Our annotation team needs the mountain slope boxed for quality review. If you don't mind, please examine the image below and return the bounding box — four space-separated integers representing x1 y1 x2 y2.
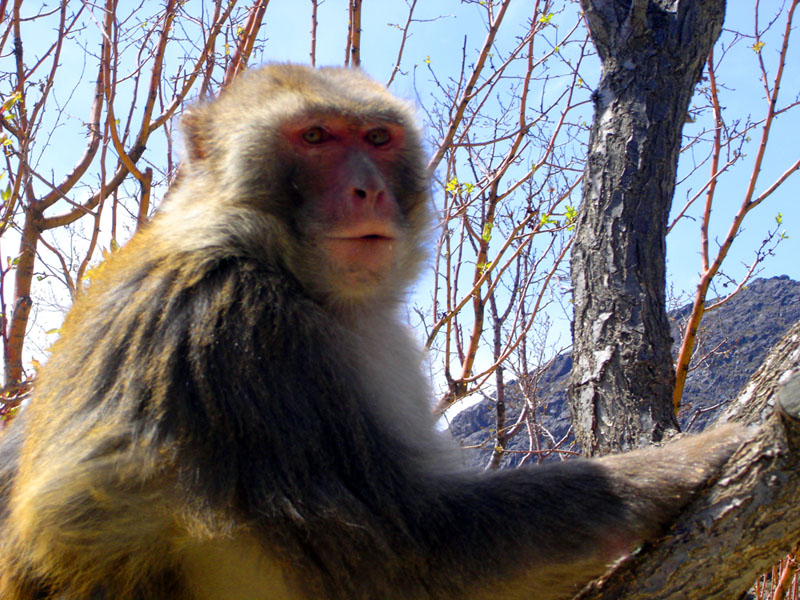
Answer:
449 276 800 467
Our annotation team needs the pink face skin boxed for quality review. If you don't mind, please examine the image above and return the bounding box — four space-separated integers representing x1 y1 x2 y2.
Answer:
282 116 408 294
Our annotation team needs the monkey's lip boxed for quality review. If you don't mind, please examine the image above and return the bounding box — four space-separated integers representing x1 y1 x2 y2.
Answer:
330 234 395 242
325 234 396 251
326 225 398 242
324 232 397 272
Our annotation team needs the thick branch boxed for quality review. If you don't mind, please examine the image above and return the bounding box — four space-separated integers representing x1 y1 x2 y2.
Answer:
576 321 800 599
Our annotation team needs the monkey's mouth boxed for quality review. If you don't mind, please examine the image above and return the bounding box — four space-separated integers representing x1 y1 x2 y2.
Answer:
345 234 395 244
327 223 398 242
325 231 397 276
327 234 396 253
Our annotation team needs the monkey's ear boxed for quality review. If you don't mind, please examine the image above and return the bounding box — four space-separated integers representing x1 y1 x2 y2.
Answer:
180 107 210 162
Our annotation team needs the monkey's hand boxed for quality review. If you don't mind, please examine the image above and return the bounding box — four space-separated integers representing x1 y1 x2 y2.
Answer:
595 423 753 543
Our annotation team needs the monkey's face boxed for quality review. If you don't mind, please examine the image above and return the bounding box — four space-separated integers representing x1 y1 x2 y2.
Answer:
174 65 430 310
277 114 416 301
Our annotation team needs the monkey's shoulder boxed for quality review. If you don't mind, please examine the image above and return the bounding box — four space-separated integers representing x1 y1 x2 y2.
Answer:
176 256 346 352
35 255 347 421
26 254 366 481
64 253 333 349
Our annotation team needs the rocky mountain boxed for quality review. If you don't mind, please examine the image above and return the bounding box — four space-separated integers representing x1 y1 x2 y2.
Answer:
449 275 800 468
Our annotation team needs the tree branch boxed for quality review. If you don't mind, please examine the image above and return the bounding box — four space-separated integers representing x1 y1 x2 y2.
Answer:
576 321 800 599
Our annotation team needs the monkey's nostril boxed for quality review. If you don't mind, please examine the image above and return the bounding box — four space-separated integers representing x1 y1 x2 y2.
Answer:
354 188 368 199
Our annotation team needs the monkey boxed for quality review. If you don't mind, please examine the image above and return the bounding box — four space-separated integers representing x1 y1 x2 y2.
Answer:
0 64 748 600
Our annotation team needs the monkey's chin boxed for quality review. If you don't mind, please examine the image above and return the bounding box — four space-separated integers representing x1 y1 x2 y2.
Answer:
325 237 397 291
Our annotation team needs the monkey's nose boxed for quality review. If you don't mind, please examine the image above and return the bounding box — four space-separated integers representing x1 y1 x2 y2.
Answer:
352 186 386 207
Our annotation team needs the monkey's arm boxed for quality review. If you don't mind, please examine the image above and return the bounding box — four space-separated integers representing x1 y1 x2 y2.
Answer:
406 425 748 600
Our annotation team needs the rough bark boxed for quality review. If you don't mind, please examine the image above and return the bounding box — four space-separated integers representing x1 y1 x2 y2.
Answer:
569 0 727 454
719 322 800 428
575 321 800 600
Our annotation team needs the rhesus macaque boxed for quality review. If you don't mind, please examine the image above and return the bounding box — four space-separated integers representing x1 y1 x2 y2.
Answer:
0 64 747 600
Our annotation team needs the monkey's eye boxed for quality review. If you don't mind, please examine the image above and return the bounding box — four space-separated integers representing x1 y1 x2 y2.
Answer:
365 128 391 146
302 127 328 144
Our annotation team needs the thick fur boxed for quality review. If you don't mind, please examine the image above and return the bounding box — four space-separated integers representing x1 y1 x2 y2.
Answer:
0 65 747 600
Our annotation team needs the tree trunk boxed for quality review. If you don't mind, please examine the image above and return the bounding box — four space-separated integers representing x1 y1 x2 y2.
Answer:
569 0 726 455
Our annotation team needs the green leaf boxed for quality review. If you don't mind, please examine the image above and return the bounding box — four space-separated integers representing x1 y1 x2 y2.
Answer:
1 92 21 113
539 214 557 227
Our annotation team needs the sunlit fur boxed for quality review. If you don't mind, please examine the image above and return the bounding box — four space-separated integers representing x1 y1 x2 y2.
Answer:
0 65 746 600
